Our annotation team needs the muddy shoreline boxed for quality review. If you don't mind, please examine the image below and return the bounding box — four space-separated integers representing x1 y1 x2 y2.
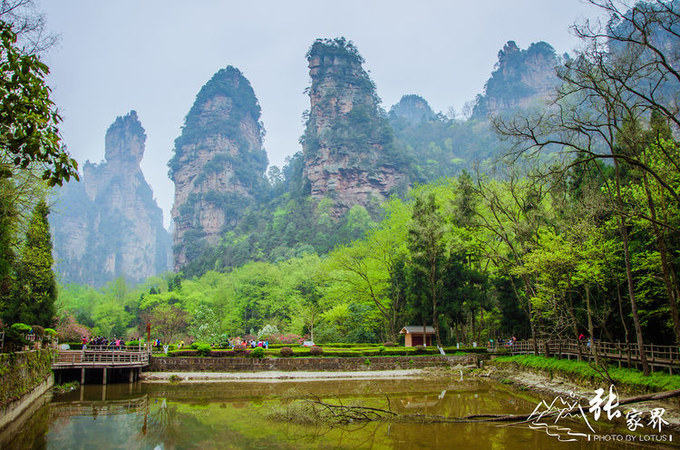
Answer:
482 363 680 429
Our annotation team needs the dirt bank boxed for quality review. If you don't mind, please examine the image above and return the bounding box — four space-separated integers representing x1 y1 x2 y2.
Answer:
482 364 680 428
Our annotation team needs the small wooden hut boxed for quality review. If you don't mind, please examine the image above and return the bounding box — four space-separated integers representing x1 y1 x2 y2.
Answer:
399 326 435 347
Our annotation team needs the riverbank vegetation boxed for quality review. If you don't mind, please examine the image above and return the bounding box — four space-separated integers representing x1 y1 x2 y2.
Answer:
493 355 680 394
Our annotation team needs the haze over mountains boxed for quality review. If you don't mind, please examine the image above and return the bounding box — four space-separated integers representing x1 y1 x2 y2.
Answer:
50 38 561 286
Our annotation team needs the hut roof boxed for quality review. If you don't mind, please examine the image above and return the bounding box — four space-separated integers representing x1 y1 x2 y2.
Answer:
399 326 435 334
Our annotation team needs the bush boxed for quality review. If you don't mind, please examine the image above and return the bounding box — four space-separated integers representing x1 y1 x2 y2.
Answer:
196 343 212 357
31 325 45 338
309 346 324 356
10 323 31 333
190 342 199 350
324 350 365 357
269 333 302 345
280 347 293 357
168 350 197 357
126 340 141 347
44 328 58 339
250 347 266 358
378 346 386 353
383 342 396 347
414 345 427 354
62 342 81 349
450 347 489 354
257 324 280 341
233 346 249 357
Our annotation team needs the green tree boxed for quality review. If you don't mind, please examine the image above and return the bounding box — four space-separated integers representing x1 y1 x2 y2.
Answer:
6 199 56 327
0 179 16 316
189 304 221 343
0 21 77 186
407 192 447 347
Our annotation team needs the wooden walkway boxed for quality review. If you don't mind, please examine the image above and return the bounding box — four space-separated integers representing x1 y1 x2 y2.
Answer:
505 339 680 373
52 346 150 369
52 345 150 384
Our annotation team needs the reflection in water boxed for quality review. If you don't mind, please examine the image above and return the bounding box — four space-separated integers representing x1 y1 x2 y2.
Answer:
3 378 678 448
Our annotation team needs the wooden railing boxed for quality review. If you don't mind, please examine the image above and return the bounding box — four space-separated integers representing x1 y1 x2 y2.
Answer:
503 339 680 371
53 346 150 368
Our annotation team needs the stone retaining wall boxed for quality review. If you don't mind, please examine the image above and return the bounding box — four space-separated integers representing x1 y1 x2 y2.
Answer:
0 350 54 431
146 354 478 372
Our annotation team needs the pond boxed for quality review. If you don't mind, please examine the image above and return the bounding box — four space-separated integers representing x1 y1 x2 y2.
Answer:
3 375 678 448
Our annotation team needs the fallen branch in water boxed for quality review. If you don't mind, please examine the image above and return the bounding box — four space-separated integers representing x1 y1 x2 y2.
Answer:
272 389 680 426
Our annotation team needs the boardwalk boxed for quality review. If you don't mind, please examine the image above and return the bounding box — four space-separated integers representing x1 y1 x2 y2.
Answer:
52 345 151 384
506 339 680 373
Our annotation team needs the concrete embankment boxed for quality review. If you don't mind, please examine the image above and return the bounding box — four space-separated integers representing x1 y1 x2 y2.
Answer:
145 354 479 373
0 350 54 431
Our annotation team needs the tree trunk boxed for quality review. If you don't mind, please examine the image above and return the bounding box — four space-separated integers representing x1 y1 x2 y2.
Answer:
642 171 680 344
566 288 582 360
619 217 649 375
585 284 599 365
614 159 649 376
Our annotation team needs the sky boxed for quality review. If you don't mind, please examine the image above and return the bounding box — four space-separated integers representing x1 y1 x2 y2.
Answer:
40 0 607 229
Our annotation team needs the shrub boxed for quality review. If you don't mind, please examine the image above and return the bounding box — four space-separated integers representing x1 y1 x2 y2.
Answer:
323 350 364 357
169 374 182 383
126 340 141 347
280 347 293 357
250 347 266 358
270 333 302 345
450 347 489 354
257 324 280 341
168 350 198 357
31 325 45 338
414 345 427 354
44 328 58 337
233 346 249 357
190 342 200 350
383 342 396 347
196 343 212 357
378 346 386 353
309 346 324 356
10 323 31 333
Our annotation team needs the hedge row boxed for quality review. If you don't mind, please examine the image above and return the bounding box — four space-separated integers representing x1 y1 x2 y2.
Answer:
164 346 489 358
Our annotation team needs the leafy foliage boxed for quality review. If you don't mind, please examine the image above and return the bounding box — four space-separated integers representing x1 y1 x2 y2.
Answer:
0 21 78 186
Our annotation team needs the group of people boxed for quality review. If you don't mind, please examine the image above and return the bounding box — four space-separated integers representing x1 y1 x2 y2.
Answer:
81 336 125 350
227 338 269 349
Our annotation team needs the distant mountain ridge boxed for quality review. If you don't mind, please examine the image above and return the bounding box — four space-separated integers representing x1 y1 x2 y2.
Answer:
53 38 566 281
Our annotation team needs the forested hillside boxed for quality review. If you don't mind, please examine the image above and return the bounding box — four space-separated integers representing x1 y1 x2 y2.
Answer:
50 0 680 377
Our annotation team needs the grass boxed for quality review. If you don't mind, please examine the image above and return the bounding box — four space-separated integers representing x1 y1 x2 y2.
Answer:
494 355 680 394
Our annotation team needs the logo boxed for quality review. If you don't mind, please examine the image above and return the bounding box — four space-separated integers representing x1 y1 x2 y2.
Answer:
527 385 672 443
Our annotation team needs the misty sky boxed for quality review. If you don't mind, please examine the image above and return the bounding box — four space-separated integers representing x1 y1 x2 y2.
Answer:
41 1 606 228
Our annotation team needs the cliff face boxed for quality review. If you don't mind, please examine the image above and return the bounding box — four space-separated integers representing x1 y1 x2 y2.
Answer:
302 38 408 216
473 41 561 118
50 111 171 286
169 66 267 269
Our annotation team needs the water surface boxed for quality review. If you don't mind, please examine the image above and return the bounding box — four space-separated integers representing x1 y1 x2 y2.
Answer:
5 376 678 448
